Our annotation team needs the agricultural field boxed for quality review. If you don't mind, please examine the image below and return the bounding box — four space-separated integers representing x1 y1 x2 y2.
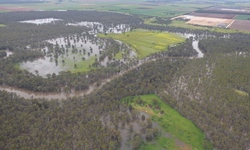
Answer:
121 94 209 150
235 14 250 20
186 16 233 27
229 20 250 31
168 20 240 33
0 24 6 27
98 29 185 59
0 1 211 18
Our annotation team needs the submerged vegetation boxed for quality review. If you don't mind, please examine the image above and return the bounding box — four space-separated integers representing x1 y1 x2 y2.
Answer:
0 2 250 150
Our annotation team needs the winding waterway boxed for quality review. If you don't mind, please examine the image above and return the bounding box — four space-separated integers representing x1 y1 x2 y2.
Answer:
0 35 204 99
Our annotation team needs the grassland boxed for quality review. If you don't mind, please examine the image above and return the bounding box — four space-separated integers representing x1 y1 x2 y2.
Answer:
235 15 250 20
64 56 95 73
121 94 208 150
99 29 185 59
0 24 6 27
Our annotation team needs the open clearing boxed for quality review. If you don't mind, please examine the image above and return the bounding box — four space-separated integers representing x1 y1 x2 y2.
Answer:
189 12 236 19
186 16 233 27
229 20 250 31
98 29 185 59
121 94 206 150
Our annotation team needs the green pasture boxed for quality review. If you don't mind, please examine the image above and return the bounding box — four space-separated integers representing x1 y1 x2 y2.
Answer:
235 15 250 20
0 24 6 27
63 56 95 73
121 94 209 150
99 29 185 59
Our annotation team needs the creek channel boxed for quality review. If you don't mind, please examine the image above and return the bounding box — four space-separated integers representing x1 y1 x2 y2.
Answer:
0 33 204 100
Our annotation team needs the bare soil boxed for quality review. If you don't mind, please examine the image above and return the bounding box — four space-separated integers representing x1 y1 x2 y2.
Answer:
229 20 250 31
187 16 232 27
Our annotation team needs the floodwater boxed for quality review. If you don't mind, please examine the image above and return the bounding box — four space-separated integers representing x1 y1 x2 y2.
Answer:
20 18 62 25
0 84 95 100
192 40 204 58
20 23 133 77
67 22 130 34
180 33 204 58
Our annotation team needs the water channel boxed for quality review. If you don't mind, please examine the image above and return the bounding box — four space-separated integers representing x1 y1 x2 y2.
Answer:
0 33 204 99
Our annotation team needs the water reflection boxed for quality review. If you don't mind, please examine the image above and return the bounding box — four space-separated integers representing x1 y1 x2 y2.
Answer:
20 18 62 25
67 22 130 34
20 22 133 77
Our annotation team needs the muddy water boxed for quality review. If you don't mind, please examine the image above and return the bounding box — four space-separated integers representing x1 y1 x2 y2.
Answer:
0 84 95 100
20 35 107 77
20 23 132 77
192 40 204 58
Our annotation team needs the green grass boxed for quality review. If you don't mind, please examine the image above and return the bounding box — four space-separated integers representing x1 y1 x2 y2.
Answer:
64 56 95 73
235 89 249 97
168 20 248 33
98 29 185 59
121 94 208 150
144 18 166 26
235 15 250 20
0 24 6 27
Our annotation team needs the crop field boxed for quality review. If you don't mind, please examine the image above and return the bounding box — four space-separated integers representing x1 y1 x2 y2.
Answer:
168 20 240 33
0 24 6 27
186 16 233 27
0 2 211 18
229 20 250 31
121 94 207 150
98 29 185 59
235 14 250 20
0 5 33 12
188 12 236 19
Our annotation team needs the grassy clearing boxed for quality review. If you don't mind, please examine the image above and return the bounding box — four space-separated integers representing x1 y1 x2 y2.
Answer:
98 29 185 59
168 20 247 33
235 89 249 97
144 18 166 26
121 94 208 150
0 24 6 27
235 15 250 20
65 56 95 73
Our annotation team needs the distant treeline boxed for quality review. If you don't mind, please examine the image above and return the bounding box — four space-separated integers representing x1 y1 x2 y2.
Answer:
0 0 48 4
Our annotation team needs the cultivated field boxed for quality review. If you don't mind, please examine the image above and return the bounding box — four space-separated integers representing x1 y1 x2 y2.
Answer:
98 29 185 58
189 12 236 19
229 20 250 31
186 16 233 27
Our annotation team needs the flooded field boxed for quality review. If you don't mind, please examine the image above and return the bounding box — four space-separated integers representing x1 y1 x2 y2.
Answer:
20 18 62 25
67 22 130 34
20 22 135 77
